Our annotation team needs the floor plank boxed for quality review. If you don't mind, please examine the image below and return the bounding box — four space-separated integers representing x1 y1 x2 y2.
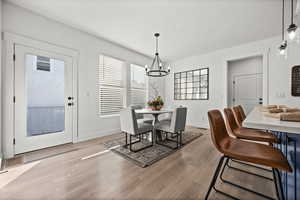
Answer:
0 131 276 200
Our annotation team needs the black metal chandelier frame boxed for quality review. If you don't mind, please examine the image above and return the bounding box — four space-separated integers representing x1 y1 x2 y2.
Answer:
146 33 170 77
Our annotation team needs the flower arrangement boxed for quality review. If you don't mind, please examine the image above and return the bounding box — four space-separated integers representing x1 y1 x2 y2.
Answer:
147 96 164 111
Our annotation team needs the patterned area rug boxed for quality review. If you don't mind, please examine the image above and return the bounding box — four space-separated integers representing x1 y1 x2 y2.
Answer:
104 126 207 167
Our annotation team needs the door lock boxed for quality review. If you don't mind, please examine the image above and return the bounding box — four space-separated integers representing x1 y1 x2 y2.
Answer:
68 97 74 100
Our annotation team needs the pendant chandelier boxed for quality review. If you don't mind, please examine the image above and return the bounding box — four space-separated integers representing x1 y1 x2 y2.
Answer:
145 33 170 77
279 0 288 56
287 0 298 40
279 0 299 56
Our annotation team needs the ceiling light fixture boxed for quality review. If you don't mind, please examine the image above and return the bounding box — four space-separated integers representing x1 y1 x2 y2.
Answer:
279 0 288 56
287 0 298 40
145 33 170 77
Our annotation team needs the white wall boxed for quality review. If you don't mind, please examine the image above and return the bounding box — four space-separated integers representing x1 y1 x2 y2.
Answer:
0 0 2 163
227 56 263 108
2 2 152 154
165 37 300 128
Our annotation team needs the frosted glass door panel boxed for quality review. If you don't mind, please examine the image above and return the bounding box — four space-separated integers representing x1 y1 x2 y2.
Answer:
26 55 65 136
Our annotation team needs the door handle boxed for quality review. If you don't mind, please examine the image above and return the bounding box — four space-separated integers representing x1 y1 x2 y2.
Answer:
259 102 263 105
68 97 74 100
259 98 263 101
68 102 74 106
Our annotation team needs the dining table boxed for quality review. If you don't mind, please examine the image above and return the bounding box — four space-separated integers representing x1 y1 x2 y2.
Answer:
135 109 173 142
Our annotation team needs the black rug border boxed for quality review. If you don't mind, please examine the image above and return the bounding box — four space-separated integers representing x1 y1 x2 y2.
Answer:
105 129 205 168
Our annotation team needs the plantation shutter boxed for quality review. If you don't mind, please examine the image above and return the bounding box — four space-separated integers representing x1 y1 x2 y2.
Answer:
130 64 146 107
98 55 125 116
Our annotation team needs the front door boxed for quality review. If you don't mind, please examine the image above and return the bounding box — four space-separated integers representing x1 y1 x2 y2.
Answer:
233 73 263 114
14 44 74 154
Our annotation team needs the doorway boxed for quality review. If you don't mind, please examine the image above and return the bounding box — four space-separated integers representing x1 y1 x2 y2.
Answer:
14 44 74 154
227 56 263 114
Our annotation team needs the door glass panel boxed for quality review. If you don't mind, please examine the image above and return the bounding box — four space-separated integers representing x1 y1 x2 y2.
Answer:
26 55 65 136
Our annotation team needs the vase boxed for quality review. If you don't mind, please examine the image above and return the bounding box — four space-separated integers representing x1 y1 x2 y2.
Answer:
151 105 162 111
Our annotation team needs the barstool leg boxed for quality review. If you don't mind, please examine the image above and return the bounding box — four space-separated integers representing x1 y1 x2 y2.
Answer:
272 168 284 200
205 156 225 200
219 158 276 200
228 159 273 181
230 159 272 173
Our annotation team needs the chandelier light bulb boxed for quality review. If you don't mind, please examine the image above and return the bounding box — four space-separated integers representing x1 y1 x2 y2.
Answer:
278 41 287 56
287 24 298 40
279 48 286 55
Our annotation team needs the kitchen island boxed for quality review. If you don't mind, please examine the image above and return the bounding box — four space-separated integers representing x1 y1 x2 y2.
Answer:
243 107 300 200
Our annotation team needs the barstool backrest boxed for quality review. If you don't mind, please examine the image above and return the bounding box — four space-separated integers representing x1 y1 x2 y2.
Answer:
232 106 243 127
224 108 239 136
170 107 187 133
207 110 230 154
120 108 138 135
238 105 246 120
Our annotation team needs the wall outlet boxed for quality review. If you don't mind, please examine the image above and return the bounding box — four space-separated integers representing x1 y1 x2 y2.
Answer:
276 92 286 98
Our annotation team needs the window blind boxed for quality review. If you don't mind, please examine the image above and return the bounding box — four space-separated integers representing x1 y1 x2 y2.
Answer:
130 64 146 107
98 55 125 116
37 56 51 72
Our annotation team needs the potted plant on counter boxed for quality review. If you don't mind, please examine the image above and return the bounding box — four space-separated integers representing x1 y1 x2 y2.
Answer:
147 96 164 111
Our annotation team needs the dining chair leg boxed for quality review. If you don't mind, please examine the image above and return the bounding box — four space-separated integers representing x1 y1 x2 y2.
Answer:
129 135 132 151
176 133 179 148
124 132 128 148
151 131 154 146
180 131 183 147
205 155 225 200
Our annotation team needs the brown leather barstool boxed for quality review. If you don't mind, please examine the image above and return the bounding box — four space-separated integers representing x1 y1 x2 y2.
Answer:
224 108 279 144
205 110 292 200
238 105 246 120
232 106 244 127
224 108 279 180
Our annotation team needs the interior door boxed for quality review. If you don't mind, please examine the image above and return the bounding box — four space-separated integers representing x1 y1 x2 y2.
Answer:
14 44 74 154
233 73 263 114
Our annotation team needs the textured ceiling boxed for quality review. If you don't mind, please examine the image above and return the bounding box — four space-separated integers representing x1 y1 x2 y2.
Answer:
6 0 288 61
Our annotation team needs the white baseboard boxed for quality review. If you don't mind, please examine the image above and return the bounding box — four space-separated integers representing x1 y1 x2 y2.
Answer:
76 128 121 143
188 123 209 129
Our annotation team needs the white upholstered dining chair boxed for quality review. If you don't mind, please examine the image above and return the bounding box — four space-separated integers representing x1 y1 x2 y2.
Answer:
120 108 154 152
159 105 184 123
156 107 187 149
129 105 153 124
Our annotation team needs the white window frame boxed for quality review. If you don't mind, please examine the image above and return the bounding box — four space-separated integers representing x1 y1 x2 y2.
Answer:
98 55 127 117
97 55 148 117
129 63 147 108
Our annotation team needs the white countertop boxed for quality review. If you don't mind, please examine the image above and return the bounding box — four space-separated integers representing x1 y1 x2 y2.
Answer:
243 107 300 134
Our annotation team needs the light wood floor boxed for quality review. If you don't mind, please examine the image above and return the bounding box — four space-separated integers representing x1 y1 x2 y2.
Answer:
0 131 276 200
